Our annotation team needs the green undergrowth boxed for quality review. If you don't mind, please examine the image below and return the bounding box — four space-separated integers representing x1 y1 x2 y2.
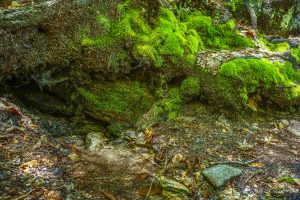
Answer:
291 46 300 64
82 1 253 68
216 58 300 109
259 35 290 52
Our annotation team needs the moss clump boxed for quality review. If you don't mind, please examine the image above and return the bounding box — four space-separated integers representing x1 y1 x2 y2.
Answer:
216 58 300 109
259 36 290 52
78 81 154 123
180 76 200 97
186 14 253 50
96 14 111 32
291 46 300 64
126 8 204 67
83 2 253 68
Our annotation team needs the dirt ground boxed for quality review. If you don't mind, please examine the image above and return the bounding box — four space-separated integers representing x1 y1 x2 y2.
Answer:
0 99 299 200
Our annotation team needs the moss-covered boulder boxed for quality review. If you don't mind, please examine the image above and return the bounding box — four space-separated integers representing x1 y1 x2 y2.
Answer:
201 58 300 110
78 81 154 127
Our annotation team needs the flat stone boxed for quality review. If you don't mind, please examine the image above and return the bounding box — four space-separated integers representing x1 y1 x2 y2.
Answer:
202 164 242 188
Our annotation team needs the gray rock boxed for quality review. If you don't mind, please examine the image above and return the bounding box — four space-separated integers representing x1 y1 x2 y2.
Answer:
0 0 108 83
202 164 242 188
85 132 108 151
196 49 288 76
289 120 300 137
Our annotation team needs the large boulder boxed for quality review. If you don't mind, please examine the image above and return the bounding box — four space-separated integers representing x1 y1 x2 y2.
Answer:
0 0 120 84
196 46 300 111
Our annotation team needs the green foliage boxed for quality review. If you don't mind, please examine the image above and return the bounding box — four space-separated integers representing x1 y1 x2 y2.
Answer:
217 58 300 106
180 76 200 97
259 36 290 52
291 46 300 64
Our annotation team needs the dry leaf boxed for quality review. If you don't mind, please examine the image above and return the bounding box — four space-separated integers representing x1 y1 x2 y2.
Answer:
47 190 62 200
136 172 150 181
144 128 154 144
101 190 117 200
20 160 38 169
249 162 264 168
294 178 300 186
138 184 163 196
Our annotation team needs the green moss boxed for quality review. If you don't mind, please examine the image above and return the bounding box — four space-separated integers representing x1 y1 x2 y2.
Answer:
180 76 200 97
186 14 254 50
116 0 132 13
78 81 154 122
81 38 95 46
216 58 300 108
134 44 163 67
259 35 290 52
83 3 253 68
116 9 151 38
108 49 128 73
161 88 182 120
131 8 203 67
291 46 300 64
149 87 182 121
96 15 111 32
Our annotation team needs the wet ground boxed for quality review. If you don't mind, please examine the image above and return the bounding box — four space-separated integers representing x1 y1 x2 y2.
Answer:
0 98 299 199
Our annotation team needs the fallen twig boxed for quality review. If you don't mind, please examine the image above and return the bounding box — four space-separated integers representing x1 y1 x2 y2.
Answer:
144 175 155 200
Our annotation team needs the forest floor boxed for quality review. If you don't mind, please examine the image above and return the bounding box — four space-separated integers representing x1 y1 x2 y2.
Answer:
0 98 299 200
